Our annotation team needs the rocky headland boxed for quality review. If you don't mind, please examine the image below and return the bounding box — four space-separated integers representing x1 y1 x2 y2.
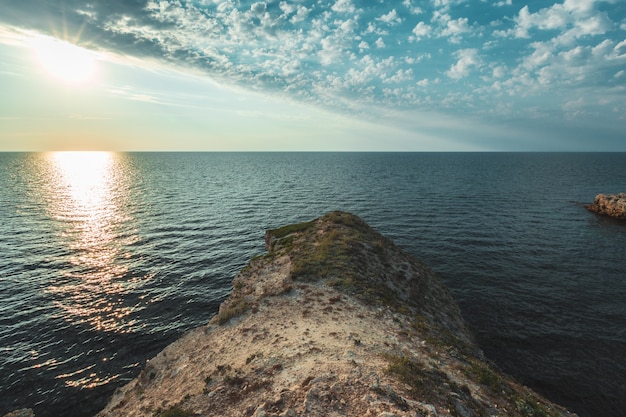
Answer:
586 193 626 219
14 212 576 417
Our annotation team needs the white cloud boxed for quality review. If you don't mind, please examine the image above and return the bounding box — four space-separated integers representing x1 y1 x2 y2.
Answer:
615 39 626 58
489 0 620 100
522 41 554 70
430 12 473 43
497 33 626 109
563 0 596 14
442 17 471 43
377 9 402 26
410 22 431 41
514 5 567 38
279 2 295 16
290 6 310 23
492 66 507 78
446 48 481 79
432 0 463 11
319 37 342 65
5 0 623 136
338 18 359 33
0 25 35 47
591 39 613 57
405 53 431 65
562 97 584 119
575 14 613 36
108 86 172 105
402 0 423 15
331 0 356 14
386 68 413 83
560 45 587 64
343 54 396 87
250 2 266 16
502 1 614 40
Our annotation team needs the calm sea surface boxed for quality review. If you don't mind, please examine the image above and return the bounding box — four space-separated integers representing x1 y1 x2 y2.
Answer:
0 152 625 417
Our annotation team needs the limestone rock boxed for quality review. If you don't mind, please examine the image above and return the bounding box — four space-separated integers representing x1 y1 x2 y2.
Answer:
97 211 577 417
586 193 626 219
2 410 35 417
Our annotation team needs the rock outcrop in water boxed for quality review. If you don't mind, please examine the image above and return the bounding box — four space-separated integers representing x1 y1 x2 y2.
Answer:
586 193 626 219
96 212 576 417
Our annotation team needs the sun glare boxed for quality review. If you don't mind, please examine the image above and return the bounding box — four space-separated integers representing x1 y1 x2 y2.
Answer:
50 151 114 208
31 35 98 85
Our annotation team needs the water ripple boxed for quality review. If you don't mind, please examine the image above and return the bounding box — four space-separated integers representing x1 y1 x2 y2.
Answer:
0 152 625 417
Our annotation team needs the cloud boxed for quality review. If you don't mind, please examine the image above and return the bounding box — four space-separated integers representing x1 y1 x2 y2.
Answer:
498 0 614 41
492 66 507 78
290 6 311 23
250 2 267 16
377 9 403 26
331 0 356 14
432 0 465 12
0 0 624 143
613 39 626 58
402 0 424 15
410 22 432 41
441 16 471 43
446 49 481 79
431 12 473 43
495 0 513 7
386 68 414 83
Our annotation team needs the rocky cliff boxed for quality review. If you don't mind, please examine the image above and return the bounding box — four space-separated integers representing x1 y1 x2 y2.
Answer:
586 193 626 219
96 212 576 417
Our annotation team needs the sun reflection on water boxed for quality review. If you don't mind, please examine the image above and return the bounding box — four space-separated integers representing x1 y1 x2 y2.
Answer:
43 152 140 335
39 151 145 389
51 151 114 212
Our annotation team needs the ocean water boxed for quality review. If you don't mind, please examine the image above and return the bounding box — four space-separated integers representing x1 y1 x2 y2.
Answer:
0 152 624 417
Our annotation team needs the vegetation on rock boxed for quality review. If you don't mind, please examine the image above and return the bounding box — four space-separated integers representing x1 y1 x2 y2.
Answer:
96 212 577 417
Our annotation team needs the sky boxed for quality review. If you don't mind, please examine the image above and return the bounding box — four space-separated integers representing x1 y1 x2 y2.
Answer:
0 0 625 151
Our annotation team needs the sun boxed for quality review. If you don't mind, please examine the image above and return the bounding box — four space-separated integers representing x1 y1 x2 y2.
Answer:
31 35 98 86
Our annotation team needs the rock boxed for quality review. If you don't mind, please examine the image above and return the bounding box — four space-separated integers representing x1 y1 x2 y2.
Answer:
2 410 35 417
252 405 267 417
453 398 474 417
96 212 577 417
586 193 626 219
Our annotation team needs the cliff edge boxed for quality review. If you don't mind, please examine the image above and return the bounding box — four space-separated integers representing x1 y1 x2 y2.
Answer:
97 212 576 417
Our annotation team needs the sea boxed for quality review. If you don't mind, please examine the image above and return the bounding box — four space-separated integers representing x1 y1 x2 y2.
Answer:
0 152 624 417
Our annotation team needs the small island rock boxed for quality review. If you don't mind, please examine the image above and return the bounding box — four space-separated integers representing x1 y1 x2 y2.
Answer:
586 193 626 219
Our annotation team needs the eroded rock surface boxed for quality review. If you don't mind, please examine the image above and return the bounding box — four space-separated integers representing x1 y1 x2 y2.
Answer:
586 193 626 219
2 410 34 417
97 211 576 417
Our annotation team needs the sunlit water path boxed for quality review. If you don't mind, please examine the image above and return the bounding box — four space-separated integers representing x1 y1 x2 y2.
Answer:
0 152 625 417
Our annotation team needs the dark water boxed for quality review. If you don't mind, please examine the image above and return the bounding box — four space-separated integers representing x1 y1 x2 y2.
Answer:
0 152 624 417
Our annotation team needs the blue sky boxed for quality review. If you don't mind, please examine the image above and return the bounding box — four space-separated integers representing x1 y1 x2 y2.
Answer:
1 0 625 151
